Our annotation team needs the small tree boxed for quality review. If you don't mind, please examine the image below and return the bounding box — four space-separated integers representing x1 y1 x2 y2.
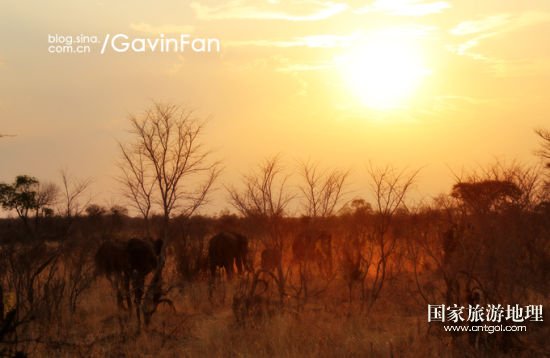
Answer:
60 169 91 219
228 155 294 247
35 182 59 216
227 155 294 304
0 176 40 233
293 161 348 303
85 204 106 217
535 128 550 168
352 165 418 315
298 160 349 218
536 128 550 192
32 181 60 231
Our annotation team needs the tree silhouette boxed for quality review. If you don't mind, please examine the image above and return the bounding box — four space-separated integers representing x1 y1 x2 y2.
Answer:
535 128 550 168
0 175 39 232
452 180 521 214
60 169 91 218
298 160 349 218
122 102 220 239
536 128 550 191
228 155 293 221
119 102 220 325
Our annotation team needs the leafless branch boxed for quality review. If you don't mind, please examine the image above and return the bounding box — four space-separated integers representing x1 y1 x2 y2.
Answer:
124 102 221 231
60 169 92 218
298 160 349 217
227 155 294 219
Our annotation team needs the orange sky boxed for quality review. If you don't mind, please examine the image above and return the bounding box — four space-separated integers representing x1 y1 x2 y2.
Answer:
1 1 549 214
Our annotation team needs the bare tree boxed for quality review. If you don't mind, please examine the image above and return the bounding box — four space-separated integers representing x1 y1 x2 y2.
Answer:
126 102 221 239
228 155 294 243
33 182 60 230
355 165 418 315
227 155 294 304
298 160 349 218
122 102 220 326
35 182 59 216
535 128 550 167
286 161 349 306
368 165 418 219
118 140 155 235
60 169 92 218
536 128 550 192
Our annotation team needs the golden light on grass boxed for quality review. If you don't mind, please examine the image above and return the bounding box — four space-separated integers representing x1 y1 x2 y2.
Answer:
335 30 430 110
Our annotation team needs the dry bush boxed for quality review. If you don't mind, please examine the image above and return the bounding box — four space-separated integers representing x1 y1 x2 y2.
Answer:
232 271 280 327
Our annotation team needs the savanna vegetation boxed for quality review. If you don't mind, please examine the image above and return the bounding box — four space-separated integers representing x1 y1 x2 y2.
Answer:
0 105 548 357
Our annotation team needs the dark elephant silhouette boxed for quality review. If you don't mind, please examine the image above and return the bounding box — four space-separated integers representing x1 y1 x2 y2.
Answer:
208 232 250 279
95 240 129 307
95 237 163 326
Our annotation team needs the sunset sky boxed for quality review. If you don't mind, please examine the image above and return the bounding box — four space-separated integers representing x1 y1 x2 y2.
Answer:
1 1 549 214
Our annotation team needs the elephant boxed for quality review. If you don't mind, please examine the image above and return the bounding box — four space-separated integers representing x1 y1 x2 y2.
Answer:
208 232 250 280
95 237 163 326
95 240 130 308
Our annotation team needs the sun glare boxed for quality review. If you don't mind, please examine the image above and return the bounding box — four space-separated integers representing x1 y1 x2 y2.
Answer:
336 32 429 110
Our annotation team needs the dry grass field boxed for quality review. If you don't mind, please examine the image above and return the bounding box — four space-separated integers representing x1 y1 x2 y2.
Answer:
0 214 548 357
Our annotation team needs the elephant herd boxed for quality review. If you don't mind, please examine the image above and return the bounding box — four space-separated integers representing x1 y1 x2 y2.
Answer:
94 229 332 325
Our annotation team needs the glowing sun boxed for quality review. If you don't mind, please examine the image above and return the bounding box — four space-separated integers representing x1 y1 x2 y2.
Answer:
336 32 429 110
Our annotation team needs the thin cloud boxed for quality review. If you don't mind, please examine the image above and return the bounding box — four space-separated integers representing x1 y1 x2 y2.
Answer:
225 27 432 49
226 39 305 48
448 11 550 70
130 22 194 34
276 63 332 72
190 1 348 21
293 34 355 48
226 34 355 48
355 0 450 17
450 11 550 41
450 14 510 36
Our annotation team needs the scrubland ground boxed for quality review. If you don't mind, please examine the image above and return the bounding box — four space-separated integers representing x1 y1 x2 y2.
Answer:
10 268 546 358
